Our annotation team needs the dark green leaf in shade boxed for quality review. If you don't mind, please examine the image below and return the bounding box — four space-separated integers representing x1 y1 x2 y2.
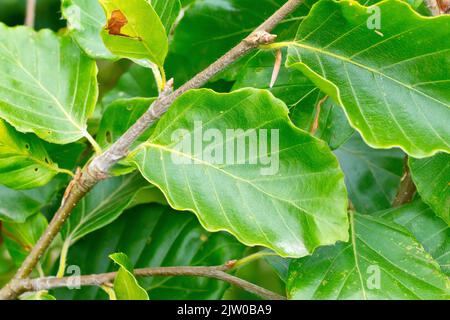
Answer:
2 213 48 266
334 134 404 213
287 213 450 300
61 173 149 244
375 200 449 276
0 120 67 190
409 153 450 224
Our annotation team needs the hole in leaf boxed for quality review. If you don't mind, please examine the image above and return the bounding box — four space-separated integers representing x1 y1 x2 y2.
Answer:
34 168 39 172
25 144 30 150
44 157 50 164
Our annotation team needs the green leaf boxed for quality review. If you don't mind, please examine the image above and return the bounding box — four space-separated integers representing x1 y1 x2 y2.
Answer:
130 88 349 258
231 49 322 126
0 120 70 190
99 0 168 67
2 213 48 266
313 100 355 150
0 243 15 287
0 174 73 223
409 154 450 224
102 65 157 107
232 49 318 108
97 98 155 149
375 200 449 276
62 0 115 59
0 186 42 223
286 0 450 158
231 50 354 150
0 25 98 145
287 213 450 300
20 291 56 300
264 255 291 283
62 0 179 59
110 252 149 300
96 98 155 175
150 0 182 34
61 173 148 244
53 204 245 300
334 134 404 213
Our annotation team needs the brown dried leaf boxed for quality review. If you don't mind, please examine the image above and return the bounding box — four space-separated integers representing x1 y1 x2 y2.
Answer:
106 10 129 37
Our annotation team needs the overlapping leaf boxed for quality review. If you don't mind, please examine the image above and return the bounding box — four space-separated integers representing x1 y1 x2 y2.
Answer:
0 179 61 223
2 213 48 266
97 98 155 149
314 100 355 150
20 291 56 300
61 173 148 244
150 0 181 34
96 98 155 176
287 213 450 300
334 134 404 213
232 49 322 125
232 51 354 150
0 120 71 190
99 0 168 67
376 200 449 275
54 205 245 300
0 24 98 145
286 0 450 158
409 154 450 224
62 0 115 59
110 253 149 300
130 88 349 258
62 0 179 59
101 64 157 106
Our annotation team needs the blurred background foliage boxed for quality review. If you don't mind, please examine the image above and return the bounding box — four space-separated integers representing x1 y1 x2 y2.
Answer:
0 0 64 30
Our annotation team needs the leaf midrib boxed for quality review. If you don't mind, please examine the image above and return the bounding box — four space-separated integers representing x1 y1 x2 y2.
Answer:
142 142 335 226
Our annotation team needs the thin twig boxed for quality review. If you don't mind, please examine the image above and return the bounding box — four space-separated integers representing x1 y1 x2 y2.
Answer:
24 0 36 28
0 0 303 300
10 265 286 301
393 156 417 207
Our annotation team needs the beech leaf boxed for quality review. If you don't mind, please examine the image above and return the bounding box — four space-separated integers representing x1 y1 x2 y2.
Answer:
130 88 349 258
286 0 450 158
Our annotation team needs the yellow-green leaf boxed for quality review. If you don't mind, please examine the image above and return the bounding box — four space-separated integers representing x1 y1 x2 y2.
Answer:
99 0 168 67
110 252 149 300
0 25 98 145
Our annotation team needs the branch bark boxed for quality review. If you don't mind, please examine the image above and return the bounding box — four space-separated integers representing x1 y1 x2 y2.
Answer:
8 265 286 301
0 0 303 300
24 0 36 28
